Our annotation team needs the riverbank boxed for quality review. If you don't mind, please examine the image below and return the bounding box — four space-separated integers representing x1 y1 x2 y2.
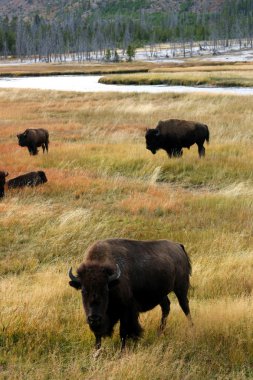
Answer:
1 59 253 90
99 67 253 88
0 62 150 77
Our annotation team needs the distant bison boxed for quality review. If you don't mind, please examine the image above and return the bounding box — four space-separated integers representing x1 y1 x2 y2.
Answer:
17 128 49 155
0 171 8 198
69 238 192 351
7 171 47 189
145 119 209 158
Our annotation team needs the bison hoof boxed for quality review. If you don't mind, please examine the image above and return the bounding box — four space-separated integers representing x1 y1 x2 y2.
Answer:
93 348 103 359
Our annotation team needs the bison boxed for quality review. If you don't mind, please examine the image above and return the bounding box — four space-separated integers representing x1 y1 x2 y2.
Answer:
69 238 192 351
17 128 49 155
7 171 47 189
0 171 8 198
145 119 209 158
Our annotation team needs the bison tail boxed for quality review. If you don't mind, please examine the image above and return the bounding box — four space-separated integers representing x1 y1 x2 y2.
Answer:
180 244 192 276
205 125 210 144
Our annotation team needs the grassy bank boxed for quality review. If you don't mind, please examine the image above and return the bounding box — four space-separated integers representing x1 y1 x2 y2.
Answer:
99 64 253 87
0 62 150 77
0 88 252 379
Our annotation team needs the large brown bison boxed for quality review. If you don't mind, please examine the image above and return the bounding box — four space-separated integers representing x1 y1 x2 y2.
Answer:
0 171 8 198
69 238 192 351
145 119 209 158
17 128 49 155
7 171 47 189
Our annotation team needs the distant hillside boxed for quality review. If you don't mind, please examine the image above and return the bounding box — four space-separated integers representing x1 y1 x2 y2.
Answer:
0 0 252 61
0 0 227 21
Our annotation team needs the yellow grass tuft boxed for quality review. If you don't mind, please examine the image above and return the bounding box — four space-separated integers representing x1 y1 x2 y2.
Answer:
118 185 184 215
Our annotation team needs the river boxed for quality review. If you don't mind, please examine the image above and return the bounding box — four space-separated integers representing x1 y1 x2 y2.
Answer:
0 75 253 95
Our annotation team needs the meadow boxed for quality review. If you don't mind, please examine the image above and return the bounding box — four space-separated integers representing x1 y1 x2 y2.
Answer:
0 77 252 379
0 62 150 77
99 62 253 87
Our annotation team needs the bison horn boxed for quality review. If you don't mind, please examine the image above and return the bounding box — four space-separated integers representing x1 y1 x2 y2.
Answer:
5 172 9 177
155 129 160 136
108 264 121 283
68 267 80 284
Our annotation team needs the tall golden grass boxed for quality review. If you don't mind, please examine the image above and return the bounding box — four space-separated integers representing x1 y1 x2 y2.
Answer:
0 84 252 379
99 62 253 87
0 62 150 77
100 70 253 86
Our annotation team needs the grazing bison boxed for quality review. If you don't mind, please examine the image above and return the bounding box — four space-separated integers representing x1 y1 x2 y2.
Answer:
7 171 47 189
17 128 49 155
145 119 209 158
69 238 192 351
0 171 8 198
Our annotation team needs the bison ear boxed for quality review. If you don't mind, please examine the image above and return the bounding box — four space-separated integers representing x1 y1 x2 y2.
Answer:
69 280 81 290
107 264 121 288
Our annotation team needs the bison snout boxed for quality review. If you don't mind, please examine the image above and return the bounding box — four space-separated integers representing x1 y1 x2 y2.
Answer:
88 315 102 327
146 145 156 154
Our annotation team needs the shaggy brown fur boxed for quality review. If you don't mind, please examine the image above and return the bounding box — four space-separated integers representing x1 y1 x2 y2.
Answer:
17 128 49 155
7 171 47 189
69 238 192 350
145 119 209 158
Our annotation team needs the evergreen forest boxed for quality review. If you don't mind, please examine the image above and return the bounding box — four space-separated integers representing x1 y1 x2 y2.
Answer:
0 0 252 60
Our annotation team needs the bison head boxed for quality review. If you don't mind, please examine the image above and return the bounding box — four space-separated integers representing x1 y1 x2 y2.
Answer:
17 130 29 146
69 264 121 333
0 171 8 182
38 171 48 183
145 128 160 154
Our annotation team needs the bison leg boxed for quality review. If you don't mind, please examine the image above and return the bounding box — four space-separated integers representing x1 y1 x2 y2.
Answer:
173 148 183 157
197 143 205 158
119 308 142 350
166 148 172 158
45 141 49 153
174 289 193 326
159 296 170 332
42 144 46 153
29 145 38 155
95 335 102 350
167 147 183 158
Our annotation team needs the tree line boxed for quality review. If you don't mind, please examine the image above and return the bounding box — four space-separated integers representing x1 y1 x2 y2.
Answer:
0 0 252 62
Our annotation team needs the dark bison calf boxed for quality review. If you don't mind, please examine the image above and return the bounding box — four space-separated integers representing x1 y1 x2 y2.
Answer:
17 128 49 155
145 119 209 158
0 171 8 198
69 238 192 351
7 171 47 189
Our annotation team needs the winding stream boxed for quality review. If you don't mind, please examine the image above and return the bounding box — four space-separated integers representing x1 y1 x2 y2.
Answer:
0 75 253 95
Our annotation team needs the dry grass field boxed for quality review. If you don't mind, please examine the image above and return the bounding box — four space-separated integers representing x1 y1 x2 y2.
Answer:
0 62 150 77
0 79 253 379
